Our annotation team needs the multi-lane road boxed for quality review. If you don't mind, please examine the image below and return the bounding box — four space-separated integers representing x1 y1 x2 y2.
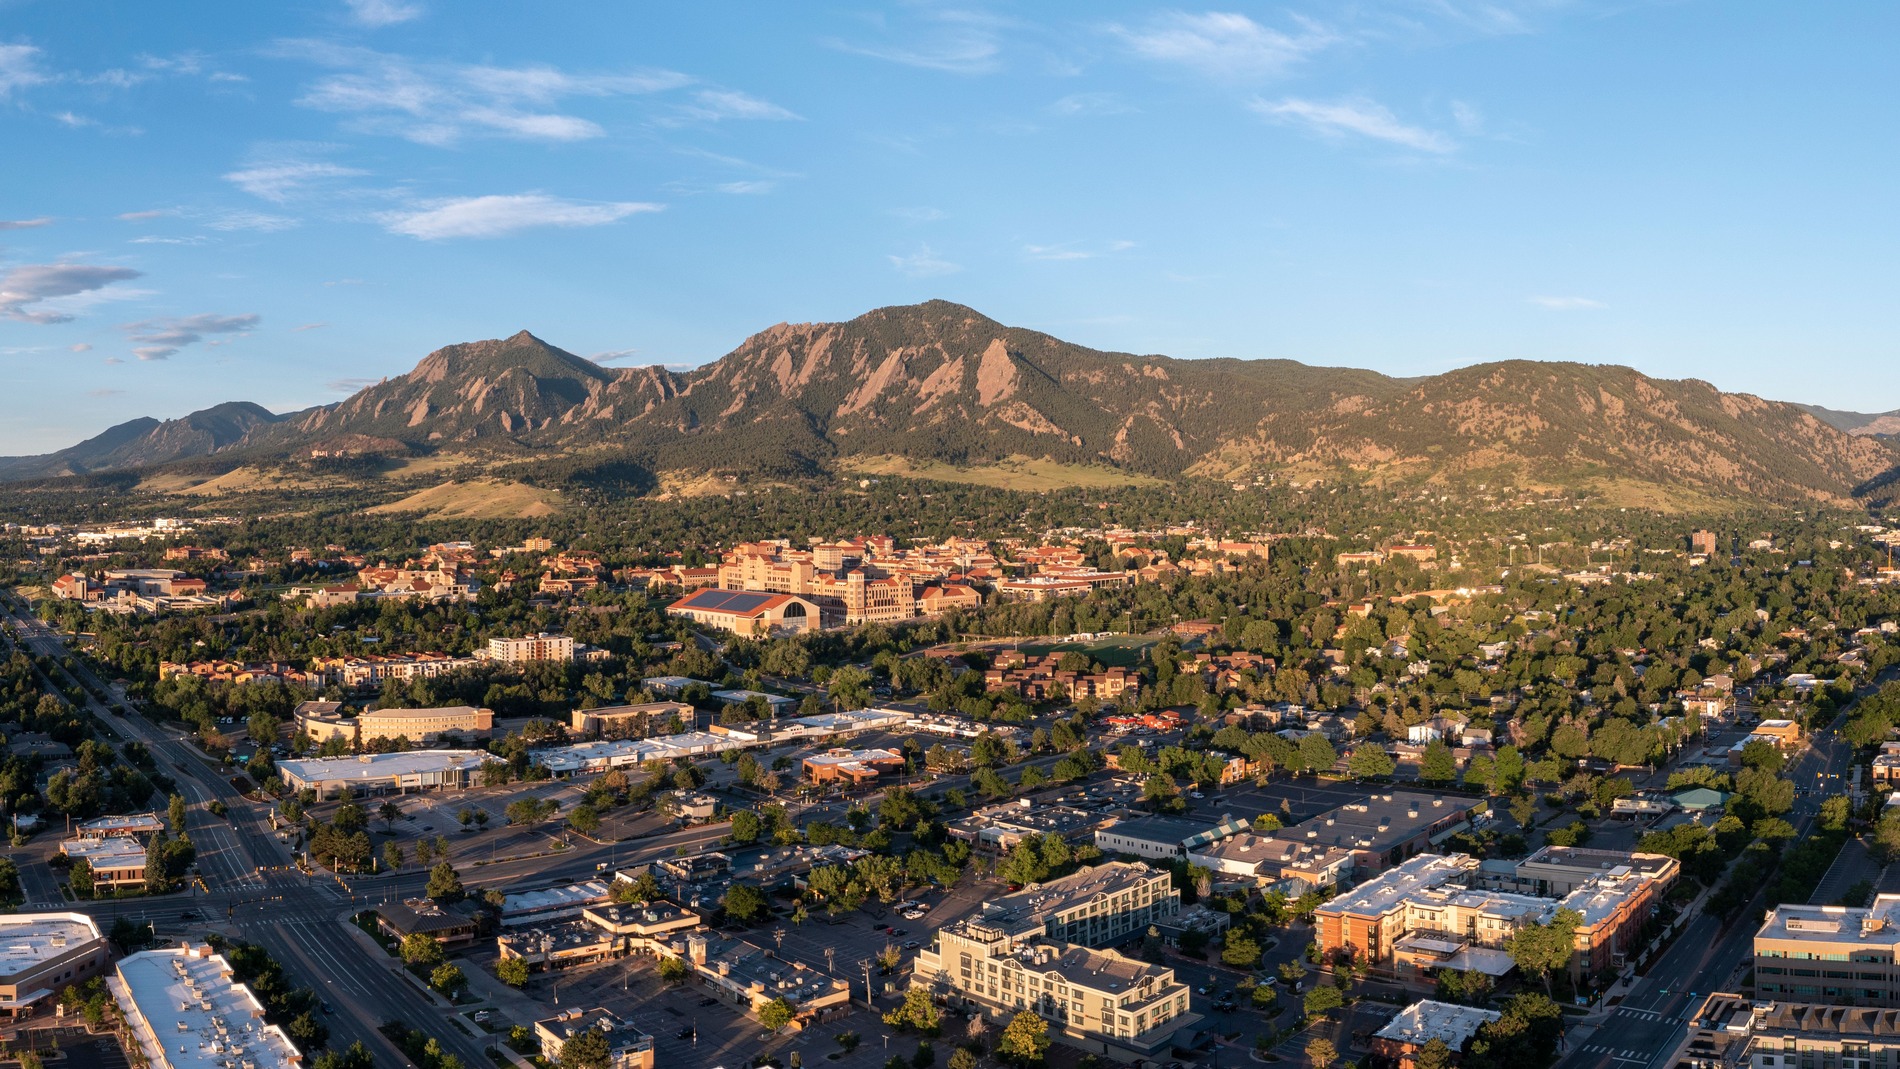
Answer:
1559 724 1855 1069
0 599 731 1069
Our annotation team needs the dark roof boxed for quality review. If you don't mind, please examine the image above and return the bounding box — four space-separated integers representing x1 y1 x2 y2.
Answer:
671 588 791 616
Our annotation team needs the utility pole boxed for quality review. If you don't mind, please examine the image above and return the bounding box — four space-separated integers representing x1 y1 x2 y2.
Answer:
860 958 875 1007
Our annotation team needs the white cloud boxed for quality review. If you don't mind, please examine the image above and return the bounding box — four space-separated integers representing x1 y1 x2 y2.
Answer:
69 342 92 353
0 217 53 231
130 235 210 246
1250 96 1453 153
343 0 423 27
282 40 690 145
674 89 800 123
122 313 261 361
827 10 1007 74
0 262 143 324
1110 12 1333 80
1023 239 1138 261
224 160 369 202
1451 100 1485 134
1528 295 1606 310
589 348 643 364
0 43 48 99
209 210 300 232
327 377 379 393
716 181 776 195
888 245 962 278
118 209 172 221
293 322 327 331
1048 92 1134 117
380 194 661 240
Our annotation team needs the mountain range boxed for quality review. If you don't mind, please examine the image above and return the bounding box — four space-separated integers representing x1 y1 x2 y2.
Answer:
5 300 1895 507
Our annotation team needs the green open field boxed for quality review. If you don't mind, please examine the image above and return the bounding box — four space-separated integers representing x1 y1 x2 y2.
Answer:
1016 633 1158 668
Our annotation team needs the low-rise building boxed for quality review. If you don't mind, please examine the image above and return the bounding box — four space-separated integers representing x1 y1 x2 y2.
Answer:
62 836 148 890
375 900 481 947
296 704 495 746
1370 1000 1501 1069
497 923 616 971
275 750 502 795
668 932 851 1025
1665 992 1900 1069
1186 832 1355 893
802 747 906 786
571 702 695 738
1094 813 1247 861
0 913 109 1017
75 812 166 840
533 1009 654 1069
1289 792 1485 875
667 589 821 636
948 800 1108 853
110 945 303 1069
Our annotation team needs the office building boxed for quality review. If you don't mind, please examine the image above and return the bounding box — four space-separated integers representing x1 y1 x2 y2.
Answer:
980 862 1180 947
276 750 503 794
296 704 494 746
533 1010 653 1069
1370 1000 1501 1069
1094 813 1248 861
1755 896 1900 1005
0 913 109 1016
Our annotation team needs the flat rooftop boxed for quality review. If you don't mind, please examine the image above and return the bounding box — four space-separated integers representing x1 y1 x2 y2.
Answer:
77 813 165 834
1302 791 1476 852
0 913 103 980
1321 853 1479 918
61 836 147 866
112 946 302 1069
276 749 500 781
984 861 1169 928
1758 895 1900 946
1099 813 1239 847
1374 1000 1501 1048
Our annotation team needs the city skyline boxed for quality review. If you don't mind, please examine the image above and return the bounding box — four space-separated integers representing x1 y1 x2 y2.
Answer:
3 1 1898 453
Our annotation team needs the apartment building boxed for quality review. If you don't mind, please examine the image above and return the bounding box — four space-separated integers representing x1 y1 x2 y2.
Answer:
1666 992 1900 1069
296 703 494 746
1316 851 1669 979
1755 896 1900 1005
912 920 1199 1061
484 634 575 664
309 653 481 690
980 862 1180 947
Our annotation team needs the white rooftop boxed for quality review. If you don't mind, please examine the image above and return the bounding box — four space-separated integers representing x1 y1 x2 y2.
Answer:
111 946 302 1069
501 881 612 923
62 836 147 866
0 913 103 981
1374 999 1502 1048
77 812 166 834
277 749 500 782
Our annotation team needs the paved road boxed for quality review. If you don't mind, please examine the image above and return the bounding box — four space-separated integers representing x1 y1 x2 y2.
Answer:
1558 725 1855 1069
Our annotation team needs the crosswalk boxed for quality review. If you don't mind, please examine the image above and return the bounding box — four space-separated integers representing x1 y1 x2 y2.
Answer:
1615 1008 1664 1021
1579 1044 1655 1065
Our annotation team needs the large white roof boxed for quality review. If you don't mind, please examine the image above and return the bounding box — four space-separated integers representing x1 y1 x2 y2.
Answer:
112 946 302 1069
0 912 103 982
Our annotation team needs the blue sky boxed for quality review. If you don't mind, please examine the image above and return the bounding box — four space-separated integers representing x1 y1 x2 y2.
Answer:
2 1 1896 453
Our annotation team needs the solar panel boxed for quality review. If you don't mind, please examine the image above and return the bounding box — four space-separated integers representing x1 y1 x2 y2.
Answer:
686 589 777 614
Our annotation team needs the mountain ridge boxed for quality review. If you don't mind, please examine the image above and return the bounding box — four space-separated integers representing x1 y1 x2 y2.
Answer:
5 301 1895 506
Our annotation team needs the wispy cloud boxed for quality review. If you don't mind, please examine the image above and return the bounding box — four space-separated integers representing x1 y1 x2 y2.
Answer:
121 312 261 361
343 0 423 27
280 40 691 145
0 43 48 99
0 262 143 324
0 217 53 231
1109 11 1333 80
888 245 962 277
326 377 379 393
671 89 799 124
380 193 662 240
828 10 1008 74
209 210 300 232
589 348 644 364
1048 92 1134 117
293 322 327 331
1250 96 1453 153
130 235 211 246
70 342 92 353
118 209 172 221
1528 295 1606 310
88 388 123 397
715 181 776 195
1023 239 1137 261
224 151 369 202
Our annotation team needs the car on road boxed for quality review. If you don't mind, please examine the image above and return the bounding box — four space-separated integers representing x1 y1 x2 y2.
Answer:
904 941 920 950
891 929 907 937
873 923 890 931
322 1002 335 1015
1261 975 1278 986
675 1027 695 1041
699 997 718 1007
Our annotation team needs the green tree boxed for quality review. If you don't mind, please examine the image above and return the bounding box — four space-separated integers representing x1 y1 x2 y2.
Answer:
168 792 188 831
998 1011 1050 1065
557 1026 612 1069
430 962 466 996
1419 739 1458 785
724 883 770 925
729 809 763 844
1507 907 1583 994
882 987 942 1035
1298 733 1336 773
1303 984 1343 1018
379 800 403 831
494 956 529 987
759 997 796 1032
1305 1036 1337 1069
69 858 94 897
1414 1038 1453 1069
1221 933 1262 968
381 840 405 872
1347 745 1395 779
567 804 601 836
400 932 444 967
426 861 464 902
658 955 688 984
